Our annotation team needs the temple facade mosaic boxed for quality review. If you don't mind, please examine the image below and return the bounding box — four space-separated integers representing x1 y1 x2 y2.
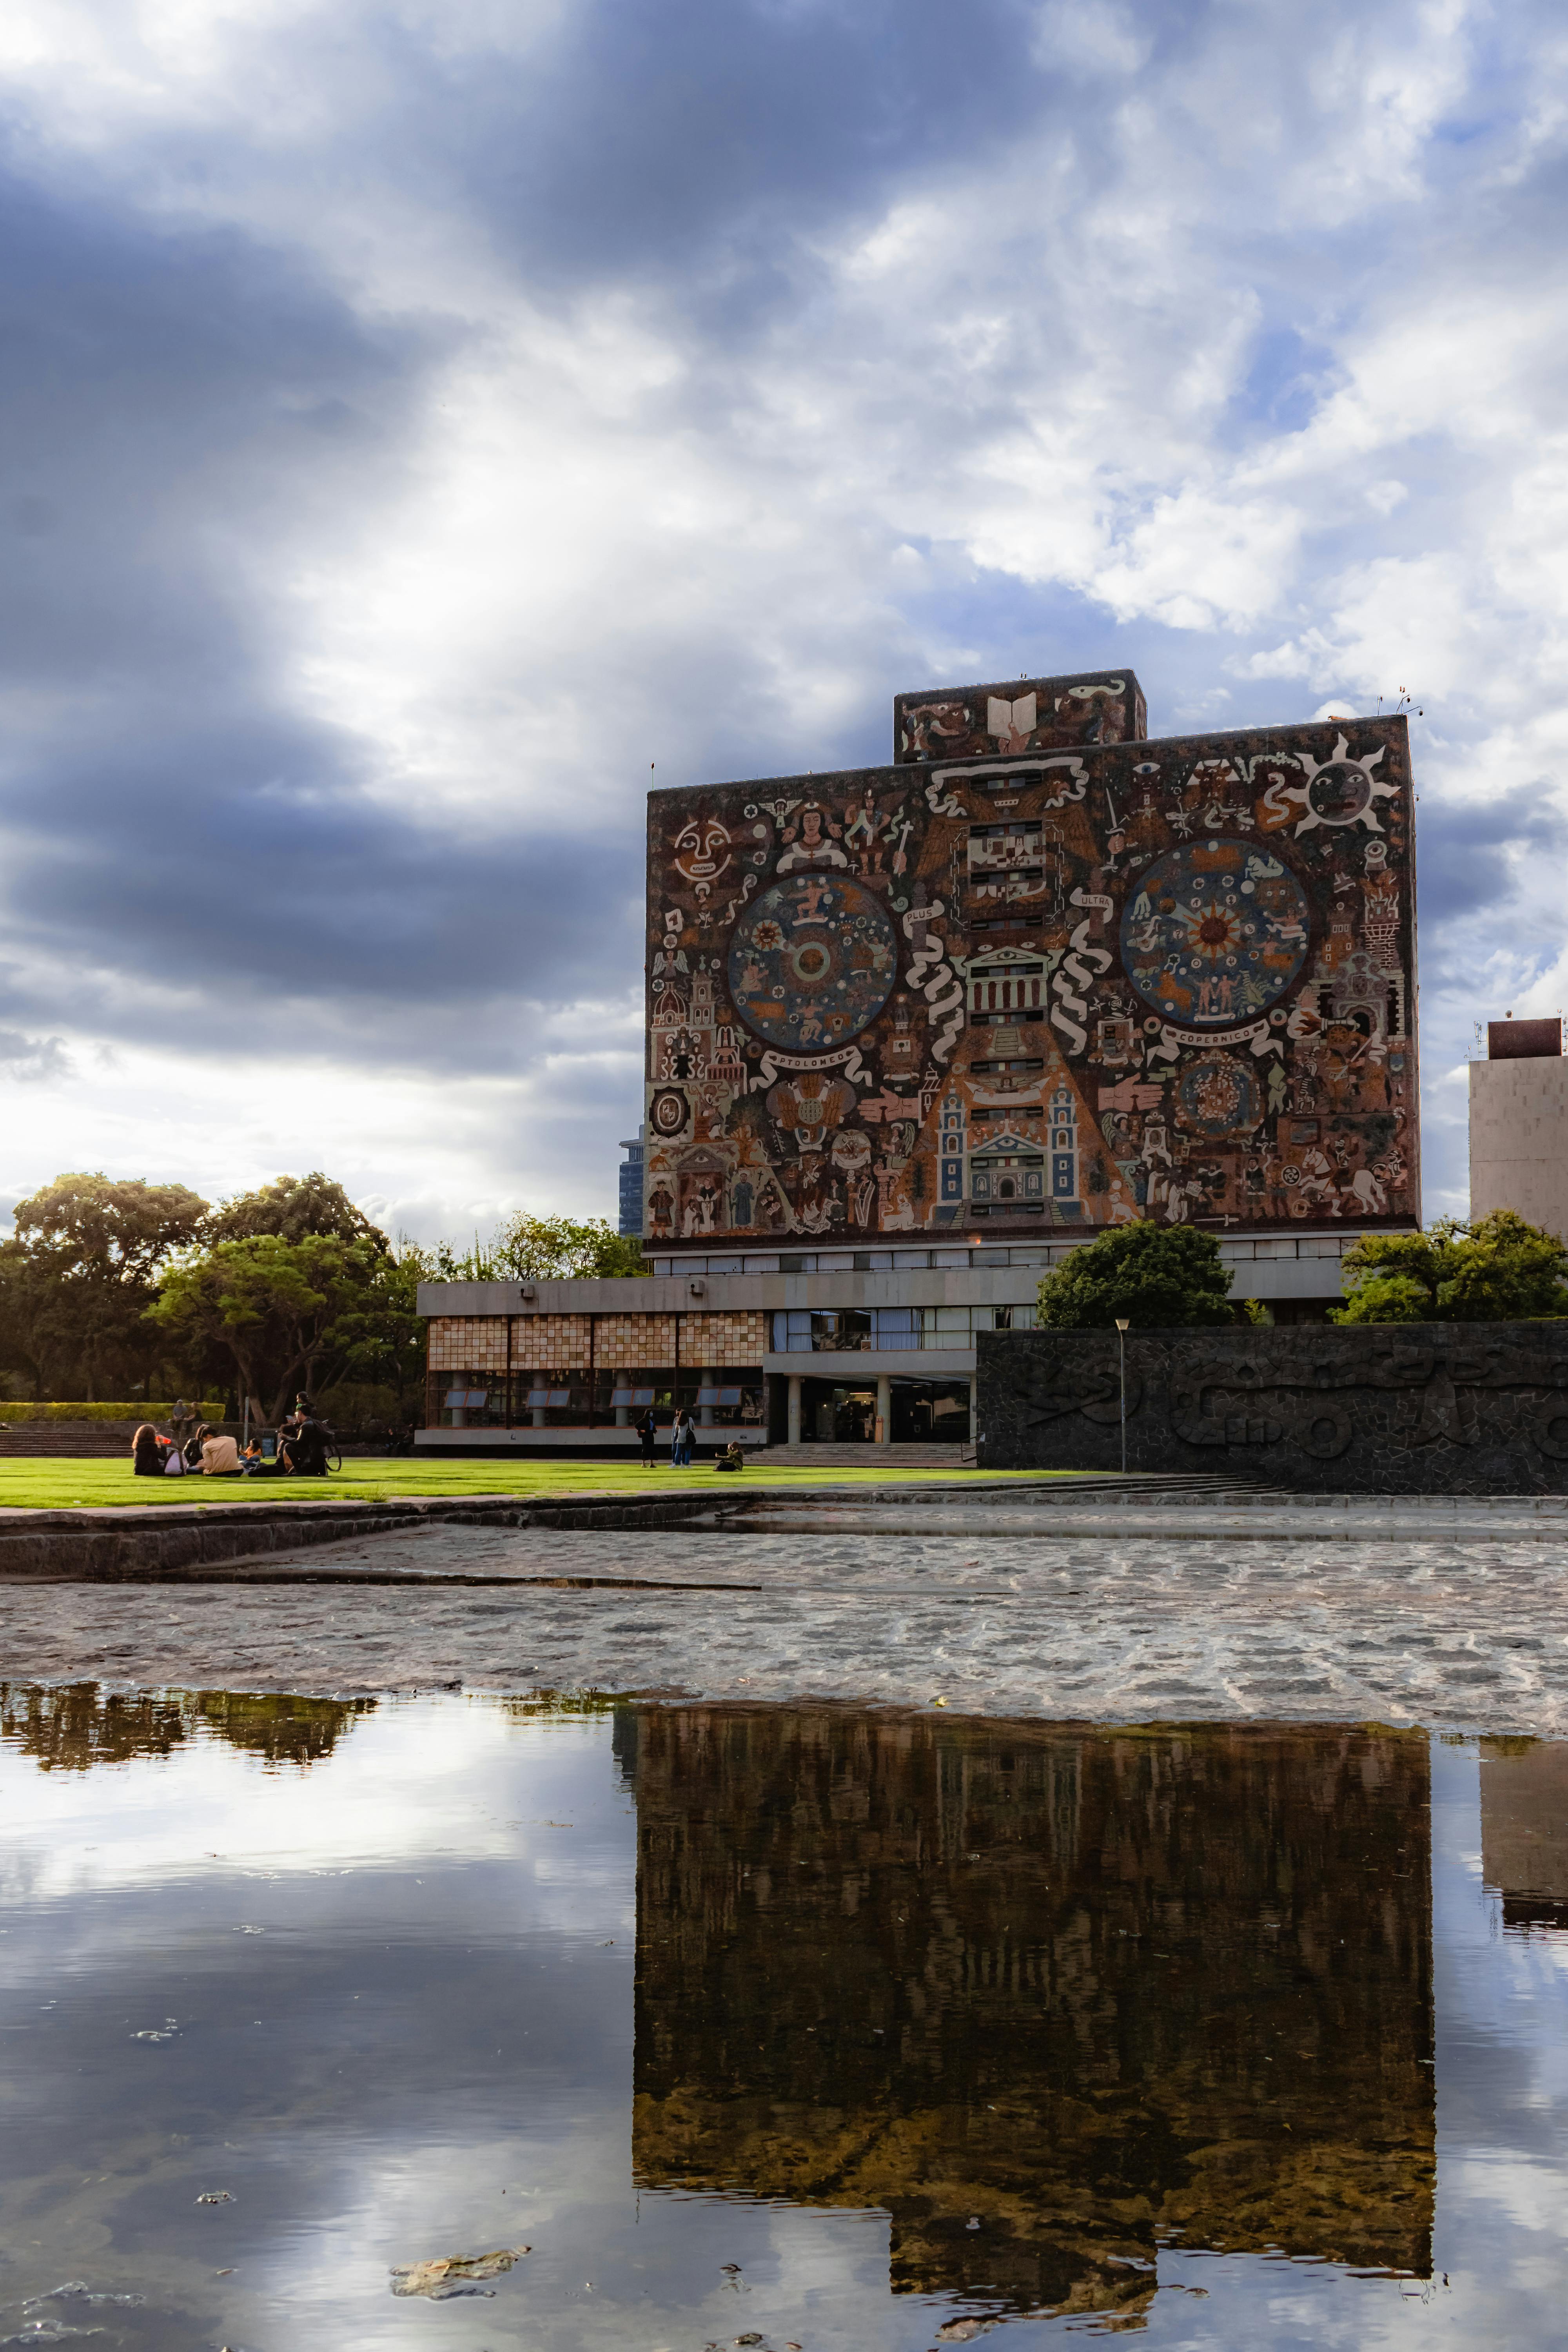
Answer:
645 674 1418 1249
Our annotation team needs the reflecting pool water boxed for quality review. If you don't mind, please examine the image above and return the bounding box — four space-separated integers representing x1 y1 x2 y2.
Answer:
0 1688 1563 2347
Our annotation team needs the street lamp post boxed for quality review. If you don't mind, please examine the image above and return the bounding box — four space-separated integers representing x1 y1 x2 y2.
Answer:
1114 1317 1130 1475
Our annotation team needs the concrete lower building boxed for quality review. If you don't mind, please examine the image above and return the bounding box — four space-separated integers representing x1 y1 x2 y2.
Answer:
416 1229 1363 1452
1470 1018 1568 1239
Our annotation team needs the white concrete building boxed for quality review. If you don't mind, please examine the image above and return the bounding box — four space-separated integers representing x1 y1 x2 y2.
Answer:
416 1229 1362 1453
1470 1018 1568 1239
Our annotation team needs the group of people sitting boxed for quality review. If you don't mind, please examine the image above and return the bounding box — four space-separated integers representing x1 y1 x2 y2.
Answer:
131 1399 332 1479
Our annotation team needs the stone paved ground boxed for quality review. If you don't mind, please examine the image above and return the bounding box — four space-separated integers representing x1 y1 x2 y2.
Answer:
4 1501 1568 1733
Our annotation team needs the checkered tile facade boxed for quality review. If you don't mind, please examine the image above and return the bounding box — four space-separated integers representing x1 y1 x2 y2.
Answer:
680 1311 768 1365
595 1312 678 1368
510 1314 594 1370
427 1316 509 1373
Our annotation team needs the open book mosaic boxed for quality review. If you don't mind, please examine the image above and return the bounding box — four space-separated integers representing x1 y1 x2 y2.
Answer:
644 672 1417 1246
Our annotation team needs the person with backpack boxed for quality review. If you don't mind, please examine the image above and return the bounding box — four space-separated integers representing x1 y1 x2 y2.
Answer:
670 1406 693 1468
637 1406 658 1468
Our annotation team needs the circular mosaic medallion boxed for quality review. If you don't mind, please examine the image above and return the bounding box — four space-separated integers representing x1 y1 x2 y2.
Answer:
1176 1053 1262 1138
1120 839 1310 1029
728 875 898 1051
648 1087 690 1140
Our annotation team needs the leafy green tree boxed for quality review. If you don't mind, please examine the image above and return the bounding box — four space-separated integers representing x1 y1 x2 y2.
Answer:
1334 1211 1568 1323
8 1172 209 1398
1036 1221 1236 1329
434 1213 645 1281
326 1243 430 1417
149 1232 392 1423
204 1171 382 1249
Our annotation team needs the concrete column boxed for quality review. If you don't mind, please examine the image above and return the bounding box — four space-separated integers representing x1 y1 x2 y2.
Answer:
614 1404 630 1427
875 1373 891 1446
968 1373 978 1445
699 1367 715 1428
787 1375 802 1446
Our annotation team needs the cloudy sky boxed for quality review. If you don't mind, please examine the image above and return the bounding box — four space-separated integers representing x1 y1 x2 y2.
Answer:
0 0 1563 1240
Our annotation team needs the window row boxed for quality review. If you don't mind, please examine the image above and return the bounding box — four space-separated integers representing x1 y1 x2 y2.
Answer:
428 1368 765 1429
769 1307 1037 1352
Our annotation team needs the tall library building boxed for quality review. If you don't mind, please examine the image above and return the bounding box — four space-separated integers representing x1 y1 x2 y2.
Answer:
417 664 1419 1450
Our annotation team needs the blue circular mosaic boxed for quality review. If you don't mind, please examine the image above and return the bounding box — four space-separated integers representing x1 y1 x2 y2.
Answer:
729 875 898 1051
1120 839 1310 1029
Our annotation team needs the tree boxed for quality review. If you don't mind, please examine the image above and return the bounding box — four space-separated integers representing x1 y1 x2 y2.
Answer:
203 1172 383 1249
14 1173 210 1277
148 1232 392 1422
1036 1221 1236 1329
1333 1211 1568 1323
433 1213 646 1281
9 1172 209 1398
326 1242 430 1417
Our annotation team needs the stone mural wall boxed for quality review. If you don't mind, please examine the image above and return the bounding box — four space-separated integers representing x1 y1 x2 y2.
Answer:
978 1322 1568 1492
645 698 1417 1249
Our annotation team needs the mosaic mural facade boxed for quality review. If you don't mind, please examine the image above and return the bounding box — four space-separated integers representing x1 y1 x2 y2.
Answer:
893 667 1148 763
645 699 1417 1248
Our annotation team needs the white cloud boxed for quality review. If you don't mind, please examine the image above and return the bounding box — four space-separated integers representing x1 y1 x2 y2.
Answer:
0 0 1561 1225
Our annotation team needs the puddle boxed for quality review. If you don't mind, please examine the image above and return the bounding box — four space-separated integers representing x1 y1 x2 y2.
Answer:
0 1686 1563 2345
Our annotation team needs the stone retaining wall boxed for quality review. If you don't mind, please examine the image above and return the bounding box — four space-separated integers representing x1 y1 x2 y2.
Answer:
0 1489 759 1581
977 1322 1568 1494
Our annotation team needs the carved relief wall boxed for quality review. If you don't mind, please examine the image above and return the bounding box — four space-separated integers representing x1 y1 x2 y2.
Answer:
645 710 1418 1248
978 1323 1568 1493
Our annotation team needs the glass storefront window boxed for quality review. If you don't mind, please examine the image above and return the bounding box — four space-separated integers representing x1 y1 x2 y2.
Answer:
427 1373 511 1429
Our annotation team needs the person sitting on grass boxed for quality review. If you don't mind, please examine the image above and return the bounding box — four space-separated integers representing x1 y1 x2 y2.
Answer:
131 1423 169 1476
200 1426 242 1476
714 1440 746 1473
278 1405 329 1476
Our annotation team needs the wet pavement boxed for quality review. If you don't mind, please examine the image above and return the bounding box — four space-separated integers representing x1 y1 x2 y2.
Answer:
0 1692 1565 2347
2 1509 1568 1731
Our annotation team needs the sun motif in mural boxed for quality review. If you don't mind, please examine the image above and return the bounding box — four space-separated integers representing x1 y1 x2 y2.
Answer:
1120 839 1311 1029
728 875 898 1051
1265 733 1401 835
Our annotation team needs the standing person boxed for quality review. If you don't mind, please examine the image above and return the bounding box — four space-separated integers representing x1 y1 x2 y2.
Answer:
670 1405 689 1468
637 1406 658 1468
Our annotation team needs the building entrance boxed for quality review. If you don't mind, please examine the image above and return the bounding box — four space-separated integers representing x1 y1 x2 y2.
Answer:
890 1377 972 1443
802 1381 877 1442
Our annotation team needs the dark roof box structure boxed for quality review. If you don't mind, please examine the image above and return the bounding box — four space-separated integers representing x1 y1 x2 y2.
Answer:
1488 1018 1562 1060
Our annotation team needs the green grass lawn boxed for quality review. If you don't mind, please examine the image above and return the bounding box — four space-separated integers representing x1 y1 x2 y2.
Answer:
0 1455 1069 1512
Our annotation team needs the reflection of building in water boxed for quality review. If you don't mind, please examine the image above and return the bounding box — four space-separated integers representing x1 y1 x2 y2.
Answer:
0 1683 374 1771
625 1708 1434 2326
1481 1738 1568 1931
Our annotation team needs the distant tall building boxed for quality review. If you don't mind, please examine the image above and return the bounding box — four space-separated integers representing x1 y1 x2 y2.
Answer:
1470 1018 1568 1238
618 1125 645 1238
